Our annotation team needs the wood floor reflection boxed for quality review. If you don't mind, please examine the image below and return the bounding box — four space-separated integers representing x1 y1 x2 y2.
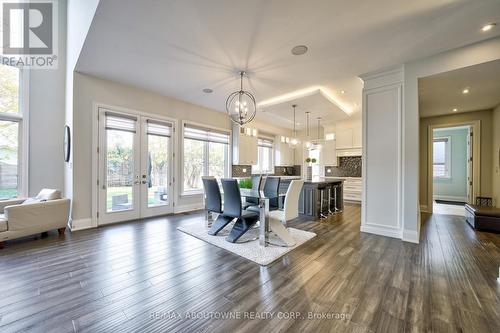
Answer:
0 204 499 332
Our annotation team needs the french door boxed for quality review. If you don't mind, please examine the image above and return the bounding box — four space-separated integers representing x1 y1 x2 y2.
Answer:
98 108 174 225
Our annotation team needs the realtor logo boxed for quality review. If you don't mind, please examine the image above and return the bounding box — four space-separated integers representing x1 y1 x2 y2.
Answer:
1 1 58 68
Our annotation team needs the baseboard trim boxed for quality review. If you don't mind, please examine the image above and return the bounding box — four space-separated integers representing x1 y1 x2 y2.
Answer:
174 203 204 214
433 195 467 202
402 229 419 244
360 224 401 240
70 218 94 231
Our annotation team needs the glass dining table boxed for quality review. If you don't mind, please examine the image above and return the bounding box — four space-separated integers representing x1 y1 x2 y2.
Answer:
239 189 286 247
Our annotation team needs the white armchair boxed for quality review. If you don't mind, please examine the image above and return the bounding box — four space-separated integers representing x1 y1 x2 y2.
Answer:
0 189 70 249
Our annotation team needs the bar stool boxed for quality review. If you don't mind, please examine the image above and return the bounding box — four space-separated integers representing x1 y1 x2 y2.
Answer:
331 183 342 213
318 183 328 219
326 184 334 215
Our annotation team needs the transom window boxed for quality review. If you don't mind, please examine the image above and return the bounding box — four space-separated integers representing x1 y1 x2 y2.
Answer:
182 123 230 193
433 136 451 178
0 64 26 199
253 137 274 174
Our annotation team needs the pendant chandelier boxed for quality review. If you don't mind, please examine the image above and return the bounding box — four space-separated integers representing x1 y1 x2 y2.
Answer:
290 104 300 146
225 71 257 125
305 111 311 148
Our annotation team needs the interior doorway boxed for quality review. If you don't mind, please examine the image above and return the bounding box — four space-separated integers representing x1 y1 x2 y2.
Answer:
430 124 476 216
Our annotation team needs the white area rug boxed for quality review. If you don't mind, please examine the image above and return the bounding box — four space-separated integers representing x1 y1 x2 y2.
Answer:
177 222 316 266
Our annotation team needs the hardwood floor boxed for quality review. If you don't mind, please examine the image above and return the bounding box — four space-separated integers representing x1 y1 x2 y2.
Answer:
0 204 499 332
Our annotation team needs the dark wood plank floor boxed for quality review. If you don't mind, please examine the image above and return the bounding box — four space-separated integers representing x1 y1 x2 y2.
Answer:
1 204 499 332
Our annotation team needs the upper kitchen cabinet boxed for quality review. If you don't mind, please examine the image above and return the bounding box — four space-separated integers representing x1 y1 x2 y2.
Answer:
332 121 362 156
232 125 258 165
322 139 337 166
335 128 354 149
275 136 295 166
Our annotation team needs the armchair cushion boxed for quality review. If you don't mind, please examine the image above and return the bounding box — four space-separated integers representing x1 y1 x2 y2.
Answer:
21 198 45 205
0 214 7 232
36 189 62 201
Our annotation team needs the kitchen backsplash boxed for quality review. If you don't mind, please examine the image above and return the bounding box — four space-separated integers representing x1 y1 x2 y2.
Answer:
232 165 252 177
325 156 362 177
274 165 301 176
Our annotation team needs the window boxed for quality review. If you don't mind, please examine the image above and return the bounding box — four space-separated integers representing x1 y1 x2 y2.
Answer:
0 64 26 199
433 136 451 178
183 123 230 193
253 137 274 174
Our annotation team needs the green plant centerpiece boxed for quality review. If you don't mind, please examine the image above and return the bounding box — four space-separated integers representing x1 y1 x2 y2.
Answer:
238 178 253 189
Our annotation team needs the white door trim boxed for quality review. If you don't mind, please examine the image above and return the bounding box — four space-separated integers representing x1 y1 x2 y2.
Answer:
427 121 481 213
91 102 178 227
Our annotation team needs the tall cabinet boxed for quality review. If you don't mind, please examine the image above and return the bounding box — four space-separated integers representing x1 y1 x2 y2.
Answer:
232 125 258 165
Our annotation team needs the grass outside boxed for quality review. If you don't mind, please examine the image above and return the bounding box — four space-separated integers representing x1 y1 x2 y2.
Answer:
106 186 167 211
0 188 18 199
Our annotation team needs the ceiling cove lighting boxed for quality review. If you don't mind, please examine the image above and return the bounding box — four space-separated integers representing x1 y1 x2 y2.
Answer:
481 23 496 32
226 71 257 126
258 86 353 115
462 88 470 94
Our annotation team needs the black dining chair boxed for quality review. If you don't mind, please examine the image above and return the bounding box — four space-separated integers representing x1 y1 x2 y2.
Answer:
221 178 260 243
247 176 281 212
243 175 262 209
202 177 234 235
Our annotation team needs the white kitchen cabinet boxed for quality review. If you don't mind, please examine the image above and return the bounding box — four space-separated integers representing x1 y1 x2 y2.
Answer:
335 128 353 149
353 127 362 148
275 138 295 166
322 140 337 166
343 177 362 202
232 126 258 165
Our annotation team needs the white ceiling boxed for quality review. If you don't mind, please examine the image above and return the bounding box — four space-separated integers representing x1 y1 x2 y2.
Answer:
77 0 500 126
419 59 500 117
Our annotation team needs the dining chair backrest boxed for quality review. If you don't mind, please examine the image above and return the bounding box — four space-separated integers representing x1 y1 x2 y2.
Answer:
202 177 222 213
246 175 262 205
221 178 242 218
283 180 304 221
263 176 280 208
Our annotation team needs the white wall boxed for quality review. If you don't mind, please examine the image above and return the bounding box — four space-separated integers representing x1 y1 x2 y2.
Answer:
65 0 100 212
71 73 292 227
28 0 67 196
493 104 500 207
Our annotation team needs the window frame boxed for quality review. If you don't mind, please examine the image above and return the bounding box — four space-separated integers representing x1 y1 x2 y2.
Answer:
0 65 29 199
252 137 274 174
433 136 451 179
181 121 231 196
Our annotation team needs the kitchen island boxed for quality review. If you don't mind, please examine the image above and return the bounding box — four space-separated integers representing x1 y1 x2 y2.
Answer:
279 177 344 218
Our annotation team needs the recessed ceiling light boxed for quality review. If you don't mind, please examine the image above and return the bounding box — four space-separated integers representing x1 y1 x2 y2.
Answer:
462 88 469 94
202 88 213 93
340 90 346 94
481 23 496 32
291 45 308 55
453 108 458 112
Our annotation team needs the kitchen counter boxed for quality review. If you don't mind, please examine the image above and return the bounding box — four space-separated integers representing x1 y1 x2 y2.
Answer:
279 177 343 218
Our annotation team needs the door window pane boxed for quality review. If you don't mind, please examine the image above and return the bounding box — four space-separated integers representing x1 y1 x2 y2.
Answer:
0 120 18 199
0 65 20 114
147 134 169 206
183 138 204 191
106 129 134 212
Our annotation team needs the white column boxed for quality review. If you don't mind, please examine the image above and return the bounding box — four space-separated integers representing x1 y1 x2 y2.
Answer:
360 67 405 241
